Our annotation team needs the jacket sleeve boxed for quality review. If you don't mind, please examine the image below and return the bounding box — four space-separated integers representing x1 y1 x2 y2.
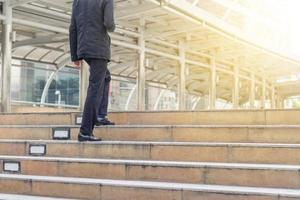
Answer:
103 0 115 32
69 6 79 62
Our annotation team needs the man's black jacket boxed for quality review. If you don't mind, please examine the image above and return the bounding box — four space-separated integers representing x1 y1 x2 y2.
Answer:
69 0 115 62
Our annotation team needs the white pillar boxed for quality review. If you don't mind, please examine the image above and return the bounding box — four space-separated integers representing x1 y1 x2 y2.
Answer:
1 2 13 112
233 66 239 109
281 97 285 109
250 72 255 109
79 61 89 111
271 85 276 109
276 95 285 109
137 22 146 111
261 77 266 109
209 56 217 109
276 96 281 109
178 41 186 110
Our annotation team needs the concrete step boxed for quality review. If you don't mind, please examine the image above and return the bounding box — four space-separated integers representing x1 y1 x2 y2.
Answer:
1 109 300 125
1 155 299 189
0 193 76 200
1 125 300 143
2 140 300 164
0 174 299 200
0 113 72 125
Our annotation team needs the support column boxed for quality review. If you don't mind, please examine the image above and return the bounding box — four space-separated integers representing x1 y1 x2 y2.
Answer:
281 97 285 109
178 41 186 110
261 76 266 109
137 21 146 111
79 62 89 111
1 2 13 112
209 56 217 109
250 72 255 109
233 66 239 109
271 85 276 109
276 96 282 109
276 95 285 109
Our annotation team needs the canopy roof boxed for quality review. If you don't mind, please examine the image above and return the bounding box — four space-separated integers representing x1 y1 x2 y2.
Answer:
2 0 300 102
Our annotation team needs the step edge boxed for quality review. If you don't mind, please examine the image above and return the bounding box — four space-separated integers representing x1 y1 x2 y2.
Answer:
1 156 300 171
1 108 300 115
0 193 77 200
2 124 300 128
0 174 299 197
1 140 300 148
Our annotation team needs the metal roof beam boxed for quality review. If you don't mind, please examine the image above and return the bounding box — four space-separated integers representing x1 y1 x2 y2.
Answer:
148 0 300 68
13 34 66 49
9 0 36 7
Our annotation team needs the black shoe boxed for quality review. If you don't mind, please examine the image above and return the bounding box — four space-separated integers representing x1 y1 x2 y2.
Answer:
95 117 115 126
78 133 102 142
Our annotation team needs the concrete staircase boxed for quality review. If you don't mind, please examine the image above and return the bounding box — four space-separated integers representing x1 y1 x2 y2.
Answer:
0 110 300 199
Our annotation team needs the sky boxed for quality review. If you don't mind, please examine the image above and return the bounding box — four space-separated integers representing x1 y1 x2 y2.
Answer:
285 0 300 55
234 0 300 56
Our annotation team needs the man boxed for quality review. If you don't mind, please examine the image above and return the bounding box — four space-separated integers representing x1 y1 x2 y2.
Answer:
69 0 115 142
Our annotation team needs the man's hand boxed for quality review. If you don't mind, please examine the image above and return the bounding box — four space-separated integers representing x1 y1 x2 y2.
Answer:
74 60 83 69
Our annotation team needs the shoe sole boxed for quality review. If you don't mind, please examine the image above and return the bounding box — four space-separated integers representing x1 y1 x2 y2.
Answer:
95 123 115 126
78 137 102 142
